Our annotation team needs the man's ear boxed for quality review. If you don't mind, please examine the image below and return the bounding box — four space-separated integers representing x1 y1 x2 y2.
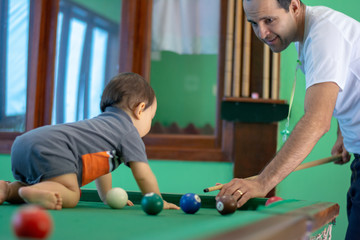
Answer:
133 102 146 120
290 0 301 16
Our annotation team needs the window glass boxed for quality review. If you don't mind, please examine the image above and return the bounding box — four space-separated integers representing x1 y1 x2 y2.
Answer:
0 0 30 132
150 0 219 135
52 12 63 124
88 28 108 118
64 19 86 123
52 0 121 124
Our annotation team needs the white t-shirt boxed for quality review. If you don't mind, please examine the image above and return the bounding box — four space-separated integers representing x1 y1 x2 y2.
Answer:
295 6 360 154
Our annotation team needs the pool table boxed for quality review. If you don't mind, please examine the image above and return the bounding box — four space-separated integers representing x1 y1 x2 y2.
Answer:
0 189 339 240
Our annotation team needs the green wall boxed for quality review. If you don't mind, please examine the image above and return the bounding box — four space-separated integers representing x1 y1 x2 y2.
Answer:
150 51 218 129
71 0 122 23
276 1 359 239
1 0 358 239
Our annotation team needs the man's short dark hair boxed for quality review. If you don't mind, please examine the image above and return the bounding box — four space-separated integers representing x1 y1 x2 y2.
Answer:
100 72 155 113
244 0 303 12
276 0 303 11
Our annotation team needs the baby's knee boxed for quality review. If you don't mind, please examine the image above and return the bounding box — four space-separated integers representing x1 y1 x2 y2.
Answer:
64 187 81 207
66 197 80 208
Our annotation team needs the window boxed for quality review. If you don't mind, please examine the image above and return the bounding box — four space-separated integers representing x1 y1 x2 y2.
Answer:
0 0 30 132
52 0 120 124
0 0 121 153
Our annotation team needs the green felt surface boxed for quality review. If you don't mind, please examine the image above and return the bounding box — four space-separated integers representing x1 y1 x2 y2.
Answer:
0 191 336 240
0 202 271 240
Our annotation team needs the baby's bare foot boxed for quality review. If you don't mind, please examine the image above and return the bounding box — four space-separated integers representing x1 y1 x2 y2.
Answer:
54 193 62 210
19 187 63 210
0 180 9 204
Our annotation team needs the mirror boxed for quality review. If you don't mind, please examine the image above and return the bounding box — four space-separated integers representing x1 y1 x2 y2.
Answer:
149 0 220 136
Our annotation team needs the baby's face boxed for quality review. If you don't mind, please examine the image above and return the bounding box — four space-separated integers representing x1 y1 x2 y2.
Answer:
137 97 157 137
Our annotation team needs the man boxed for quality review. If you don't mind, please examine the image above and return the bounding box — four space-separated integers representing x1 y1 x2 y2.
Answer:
217 0 360 238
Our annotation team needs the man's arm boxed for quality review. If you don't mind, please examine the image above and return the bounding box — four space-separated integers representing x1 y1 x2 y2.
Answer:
217 82 340 207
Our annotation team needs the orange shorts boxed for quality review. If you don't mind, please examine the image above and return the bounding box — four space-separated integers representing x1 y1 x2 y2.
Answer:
81 151 111 186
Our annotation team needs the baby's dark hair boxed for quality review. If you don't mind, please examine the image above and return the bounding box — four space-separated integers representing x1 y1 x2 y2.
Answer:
100 72 155 113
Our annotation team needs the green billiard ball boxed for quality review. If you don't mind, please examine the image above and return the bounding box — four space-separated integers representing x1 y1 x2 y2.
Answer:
141 193 163 215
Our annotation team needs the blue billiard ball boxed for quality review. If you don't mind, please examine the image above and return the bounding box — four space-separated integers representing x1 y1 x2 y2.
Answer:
180 193 201 214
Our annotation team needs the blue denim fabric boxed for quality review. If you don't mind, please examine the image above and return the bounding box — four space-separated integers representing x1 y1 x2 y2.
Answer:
346 154 360 240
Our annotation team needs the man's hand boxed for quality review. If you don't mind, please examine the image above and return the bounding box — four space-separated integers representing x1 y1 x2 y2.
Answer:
331 130 351 164
216 177 268 208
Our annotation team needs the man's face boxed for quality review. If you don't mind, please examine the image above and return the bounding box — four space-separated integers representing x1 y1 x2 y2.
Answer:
243 0 299 52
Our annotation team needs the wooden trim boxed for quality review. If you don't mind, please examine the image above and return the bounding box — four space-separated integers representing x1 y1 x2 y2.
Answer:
206 202 339 240
215 0 228 149
271 52 281 99
143 134 217 149
145 147 225 162
232 122 278 178
26 0 59 130
0 0 8 118
0 0 59 153
290 202 340 231
223 0 235 97
119 0 153 81
143 134 227 161
0 132 21 154
206 214 309 240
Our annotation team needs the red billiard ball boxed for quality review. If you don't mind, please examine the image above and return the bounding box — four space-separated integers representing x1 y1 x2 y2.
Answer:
216 195 237 215
265 196 284 206
12 205 53 239
180 193 201 214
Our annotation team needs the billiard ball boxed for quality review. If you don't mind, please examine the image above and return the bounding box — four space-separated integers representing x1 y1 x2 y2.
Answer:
265 196 284 206
180 193 201 214
106 187 128 209
216 195 237 215
141 192 163 215
12 205 53 239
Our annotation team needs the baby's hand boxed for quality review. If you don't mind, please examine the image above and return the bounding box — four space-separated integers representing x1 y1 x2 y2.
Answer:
163 200 180 210
127 200 134 206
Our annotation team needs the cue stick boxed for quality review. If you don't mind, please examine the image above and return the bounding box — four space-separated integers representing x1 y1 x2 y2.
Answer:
241 20 252 97
224 0 235 97
271 52 280 99
232 0 243 97
262 44 270 99
203 154 343 192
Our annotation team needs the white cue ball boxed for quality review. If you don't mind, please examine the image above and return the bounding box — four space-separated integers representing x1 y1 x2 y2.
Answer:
106 187 128 209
